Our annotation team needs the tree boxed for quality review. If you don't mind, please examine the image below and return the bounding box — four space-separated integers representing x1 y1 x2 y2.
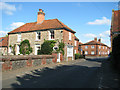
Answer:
56 41 65 55
19 39 32 55
39 40 56 55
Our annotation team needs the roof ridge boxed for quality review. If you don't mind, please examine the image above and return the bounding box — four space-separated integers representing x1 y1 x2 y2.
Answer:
55 19 64 28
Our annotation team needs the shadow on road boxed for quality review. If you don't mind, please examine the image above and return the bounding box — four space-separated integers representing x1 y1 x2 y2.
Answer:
85 57 108 63
10 64 101 88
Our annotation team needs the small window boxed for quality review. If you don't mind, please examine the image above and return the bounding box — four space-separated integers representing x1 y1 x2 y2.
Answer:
103 46 104 49
36 32 41 40
85 46 88 49
99 46 101 49
91 46 95 48
99 52 101 55
50 30 54 39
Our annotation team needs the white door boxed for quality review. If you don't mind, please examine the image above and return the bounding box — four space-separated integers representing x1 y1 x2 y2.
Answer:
67 45 73 60
57 53 60 62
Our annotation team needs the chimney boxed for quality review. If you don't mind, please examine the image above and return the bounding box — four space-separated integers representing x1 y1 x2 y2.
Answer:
98 38 101 42
94 37 97 41
37 9 45 24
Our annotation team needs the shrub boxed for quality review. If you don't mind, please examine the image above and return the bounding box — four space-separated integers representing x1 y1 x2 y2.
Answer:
19 39 32 55
75 53 84 59
40 40 56 55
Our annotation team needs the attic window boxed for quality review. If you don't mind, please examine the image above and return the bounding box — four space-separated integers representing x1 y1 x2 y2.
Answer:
0 39 4 42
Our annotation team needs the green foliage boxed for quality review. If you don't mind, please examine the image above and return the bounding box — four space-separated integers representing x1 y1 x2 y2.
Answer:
9 44 16 55
56 41 65 55
75 53 84 60
19 39 32 55
40 40 56 55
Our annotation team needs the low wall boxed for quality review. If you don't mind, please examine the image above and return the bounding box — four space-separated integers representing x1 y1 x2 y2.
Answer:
0 55 57 72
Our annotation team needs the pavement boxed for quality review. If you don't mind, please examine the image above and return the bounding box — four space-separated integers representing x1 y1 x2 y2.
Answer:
2 57 120 89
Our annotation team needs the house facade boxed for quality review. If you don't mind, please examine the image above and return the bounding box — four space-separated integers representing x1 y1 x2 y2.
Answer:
0 37 8 55
74 36 79 54
79 38 110 56
8 9 77 61
110 9 120 51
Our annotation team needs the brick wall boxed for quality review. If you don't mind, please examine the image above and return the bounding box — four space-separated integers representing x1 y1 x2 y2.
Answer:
1 55 57 72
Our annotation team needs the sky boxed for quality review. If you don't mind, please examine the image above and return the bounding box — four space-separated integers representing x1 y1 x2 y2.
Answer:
0 2 119 47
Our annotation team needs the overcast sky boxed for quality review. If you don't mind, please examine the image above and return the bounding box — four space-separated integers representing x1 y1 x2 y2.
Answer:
1 2 119 47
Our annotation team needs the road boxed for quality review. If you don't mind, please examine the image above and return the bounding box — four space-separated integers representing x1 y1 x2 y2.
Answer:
2 57 107 88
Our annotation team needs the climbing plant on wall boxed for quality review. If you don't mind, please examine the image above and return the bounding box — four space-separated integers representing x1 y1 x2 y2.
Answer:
19 39 32 55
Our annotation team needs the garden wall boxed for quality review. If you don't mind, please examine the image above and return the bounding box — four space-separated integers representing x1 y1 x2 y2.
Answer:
0 55 58 72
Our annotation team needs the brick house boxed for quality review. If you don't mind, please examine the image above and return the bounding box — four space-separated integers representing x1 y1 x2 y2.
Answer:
8 9 77 61
79 38 110 56
74 36 79 54
110 9 120 51
0 37 8 55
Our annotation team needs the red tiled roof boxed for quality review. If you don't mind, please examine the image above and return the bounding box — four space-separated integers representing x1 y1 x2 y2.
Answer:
0 37 8 47
82 40 109 47
112 10 120 32
8 19 76 34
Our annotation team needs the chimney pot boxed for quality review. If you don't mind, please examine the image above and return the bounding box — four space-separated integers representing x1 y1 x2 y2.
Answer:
98 38 101 42
94 37 97 41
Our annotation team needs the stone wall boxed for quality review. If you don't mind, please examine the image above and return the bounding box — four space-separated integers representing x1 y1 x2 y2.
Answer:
1 55 57 72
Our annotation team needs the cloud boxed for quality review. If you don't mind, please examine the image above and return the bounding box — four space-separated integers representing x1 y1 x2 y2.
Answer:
84 33 97 38
0 2 16 15
87 17 111 25
10 22 25 30
0 31 8 37
99 30 110 38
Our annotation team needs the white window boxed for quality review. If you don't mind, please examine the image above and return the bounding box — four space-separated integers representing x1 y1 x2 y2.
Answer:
17 33 21 42
74 50 76 54
99 52 101 55
91 51 95 55
91 46 95 49
69 32 71 40
103 46 104 49
106 47 107 49
85 46 88 49
99 46 101 49
49 30 54 40
36 32 41 40
75 41 77 46
85 51 88 55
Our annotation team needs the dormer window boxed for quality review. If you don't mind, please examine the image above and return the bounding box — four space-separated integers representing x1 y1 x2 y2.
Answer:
36 32 41 40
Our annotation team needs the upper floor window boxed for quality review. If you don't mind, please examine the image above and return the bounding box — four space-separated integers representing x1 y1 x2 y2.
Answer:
85 46 88 49
69 32 71 40
91 46 95 49
75 41 77 46
17 33 21 42
49 30 54 40
103 46 104 49
36 32 41 40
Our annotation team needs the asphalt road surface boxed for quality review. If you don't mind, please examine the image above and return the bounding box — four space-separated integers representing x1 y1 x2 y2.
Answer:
2 57 107 88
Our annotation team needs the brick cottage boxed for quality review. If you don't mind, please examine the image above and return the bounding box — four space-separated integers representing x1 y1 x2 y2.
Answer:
79 38 110 56
8 9 79 62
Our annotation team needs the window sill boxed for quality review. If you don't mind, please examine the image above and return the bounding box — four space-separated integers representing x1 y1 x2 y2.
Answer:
35 40 41 42
49 39 55 40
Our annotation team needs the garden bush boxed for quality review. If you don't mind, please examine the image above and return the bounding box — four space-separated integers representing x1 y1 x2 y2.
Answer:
75 53 84 59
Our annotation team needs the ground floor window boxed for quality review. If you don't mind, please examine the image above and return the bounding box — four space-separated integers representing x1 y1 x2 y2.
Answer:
91 51 95 55
85 51 88 55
